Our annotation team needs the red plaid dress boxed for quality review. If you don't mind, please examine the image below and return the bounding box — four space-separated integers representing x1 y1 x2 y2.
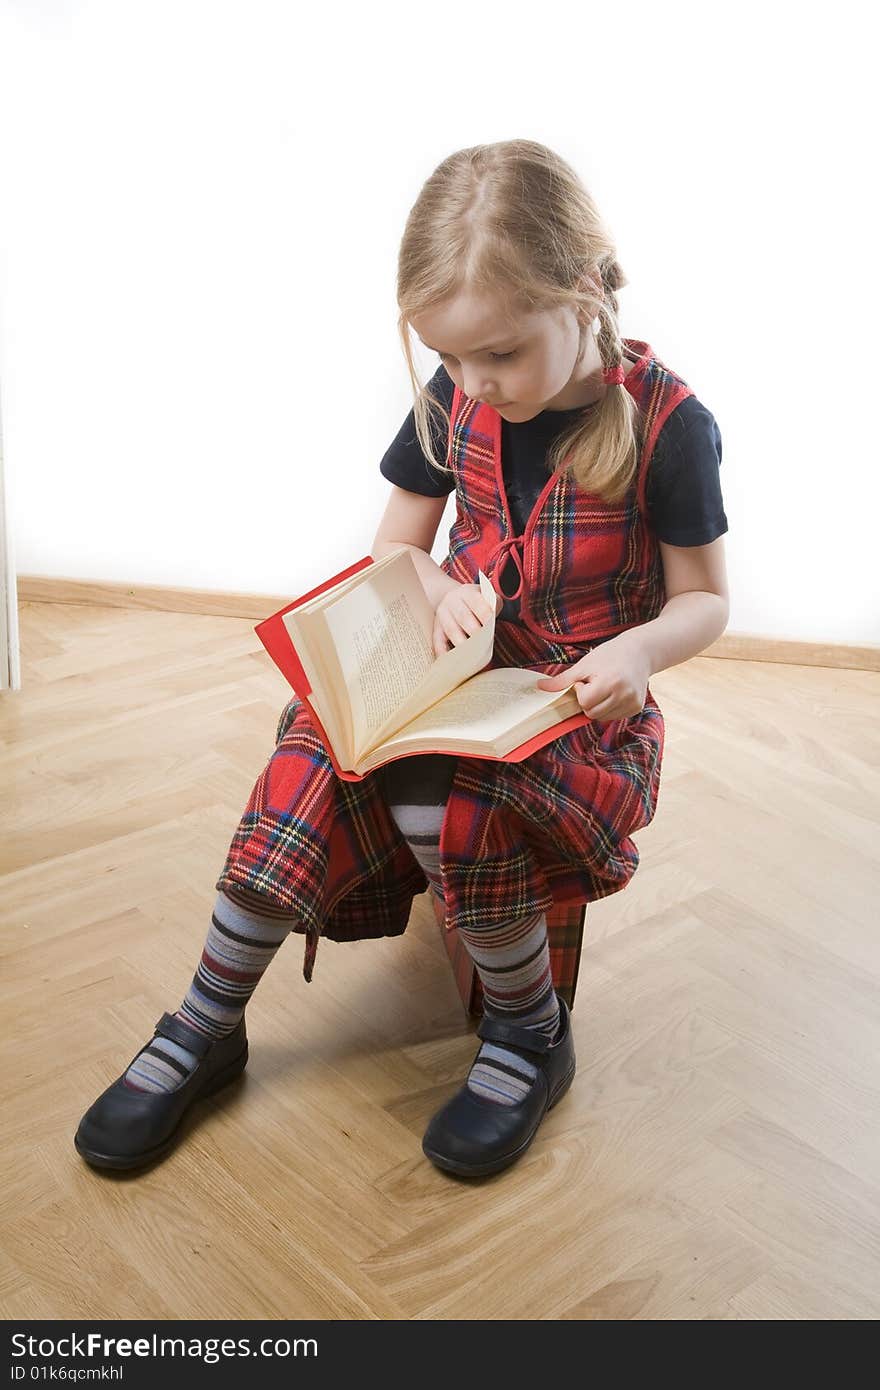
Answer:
216 340 693 982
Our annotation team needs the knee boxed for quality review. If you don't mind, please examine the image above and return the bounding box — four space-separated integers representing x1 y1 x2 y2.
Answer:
378 754 456 808
386 798 446 842
222 883 293 918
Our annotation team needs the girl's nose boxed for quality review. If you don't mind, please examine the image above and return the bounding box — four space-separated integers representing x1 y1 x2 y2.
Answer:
462 371 497 402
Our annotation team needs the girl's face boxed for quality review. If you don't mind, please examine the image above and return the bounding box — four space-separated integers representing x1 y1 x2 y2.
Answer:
410 287 604 419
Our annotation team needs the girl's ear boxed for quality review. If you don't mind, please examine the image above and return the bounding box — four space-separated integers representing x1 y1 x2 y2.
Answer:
575 272 604 315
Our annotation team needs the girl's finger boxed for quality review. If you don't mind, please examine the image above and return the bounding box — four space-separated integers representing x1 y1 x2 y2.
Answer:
455 603 483 638
444 615 472 648
581 691 617 717
563 672 593 694
433 618 452 656
570 677 599 710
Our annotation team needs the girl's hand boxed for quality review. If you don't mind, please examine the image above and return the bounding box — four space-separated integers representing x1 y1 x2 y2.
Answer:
535 632 652 722
433 582 503 657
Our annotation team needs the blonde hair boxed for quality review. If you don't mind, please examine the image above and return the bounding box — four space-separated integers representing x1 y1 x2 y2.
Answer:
396 139 642 504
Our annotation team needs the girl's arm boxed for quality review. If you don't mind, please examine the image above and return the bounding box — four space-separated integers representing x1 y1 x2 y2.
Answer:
620 590 729 675
371 485 460 609
536 537 730 719
631 536 730 674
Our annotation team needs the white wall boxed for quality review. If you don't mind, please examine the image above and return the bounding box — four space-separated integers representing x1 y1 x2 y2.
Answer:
0 378 21 691
1 0 877 645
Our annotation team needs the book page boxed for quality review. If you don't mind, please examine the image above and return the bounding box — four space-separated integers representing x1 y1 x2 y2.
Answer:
295 550 399 614
320 551 437 756
376 667 581 747
277 552 420 769
358 569 497 758
280 607 354 762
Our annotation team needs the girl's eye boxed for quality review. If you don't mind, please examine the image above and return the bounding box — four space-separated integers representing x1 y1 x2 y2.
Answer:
437 349 517 361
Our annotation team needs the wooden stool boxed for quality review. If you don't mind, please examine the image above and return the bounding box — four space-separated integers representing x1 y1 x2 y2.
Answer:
431 891 586 1018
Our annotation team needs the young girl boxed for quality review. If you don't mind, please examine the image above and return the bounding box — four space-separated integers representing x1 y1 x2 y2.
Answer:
75 139 730 1179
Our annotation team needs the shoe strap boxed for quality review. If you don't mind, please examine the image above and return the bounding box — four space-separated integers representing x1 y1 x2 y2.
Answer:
477 997 567 1055
476 1014 554 1056
153 1011 214 1058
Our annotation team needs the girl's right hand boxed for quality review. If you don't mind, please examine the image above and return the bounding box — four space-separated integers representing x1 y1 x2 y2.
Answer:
433 582 503 657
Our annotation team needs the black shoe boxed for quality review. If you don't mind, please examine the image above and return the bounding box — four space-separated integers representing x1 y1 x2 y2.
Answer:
421 994 576 1177
74 1012 248 1171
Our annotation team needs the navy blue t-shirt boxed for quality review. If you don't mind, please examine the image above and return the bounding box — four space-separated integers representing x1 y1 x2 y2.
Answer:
379 363 728 622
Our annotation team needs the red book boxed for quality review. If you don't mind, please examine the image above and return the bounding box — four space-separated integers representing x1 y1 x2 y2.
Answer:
254 550 589 782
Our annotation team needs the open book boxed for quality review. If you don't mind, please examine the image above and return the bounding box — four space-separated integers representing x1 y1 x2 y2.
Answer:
254 549 589 781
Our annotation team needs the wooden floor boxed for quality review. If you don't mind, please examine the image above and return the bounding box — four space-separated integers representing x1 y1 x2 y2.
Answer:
1 601 878 1321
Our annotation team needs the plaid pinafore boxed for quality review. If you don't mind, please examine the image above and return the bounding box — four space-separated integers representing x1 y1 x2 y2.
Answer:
216 340 693 982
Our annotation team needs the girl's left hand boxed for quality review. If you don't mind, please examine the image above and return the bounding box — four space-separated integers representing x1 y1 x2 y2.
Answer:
535 632 652 721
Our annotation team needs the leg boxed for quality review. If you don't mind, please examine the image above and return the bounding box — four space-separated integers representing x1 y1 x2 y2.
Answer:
74 883 299 1170
122 885 296 1095
452 908 561 1104
74 699 327 1168
382 756 561 1106
377 753 456 903
386 756 577 1176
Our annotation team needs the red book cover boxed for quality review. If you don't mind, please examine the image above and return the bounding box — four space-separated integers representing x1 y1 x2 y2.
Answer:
254 555 589 782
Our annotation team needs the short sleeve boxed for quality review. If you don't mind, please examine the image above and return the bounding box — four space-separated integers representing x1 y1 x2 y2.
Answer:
378 365 456 498
646 396 728 546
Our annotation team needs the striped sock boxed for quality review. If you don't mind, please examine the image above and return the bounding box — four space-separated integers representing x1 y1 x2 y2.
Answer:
122 886 294 1094
456 909 560 1105
382 756 560 1107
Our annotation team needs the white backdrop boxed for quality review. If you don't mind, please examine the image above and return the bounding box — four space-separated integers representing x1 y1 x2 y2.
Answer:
0 0 877 645
0 378 21 690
